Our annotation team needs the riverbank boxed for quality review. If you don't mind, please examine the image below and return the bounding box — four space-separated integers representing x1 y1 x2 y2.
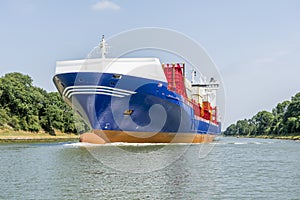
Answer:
0 129 79 143
232 135 300 141
255 135 300 140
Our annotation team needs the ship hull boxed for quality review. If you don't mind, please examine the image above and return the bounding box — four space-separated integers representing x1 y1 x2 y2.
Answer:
53 71 221 144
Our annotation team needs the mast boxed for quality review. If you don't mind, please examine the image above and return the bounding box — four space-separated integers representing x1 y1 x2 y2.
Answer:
100 35 107 59
191 69 196 83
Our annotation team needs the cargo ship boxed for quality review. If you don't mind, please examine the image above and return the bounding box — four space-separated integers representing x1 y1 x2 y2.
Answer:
53 36 221 144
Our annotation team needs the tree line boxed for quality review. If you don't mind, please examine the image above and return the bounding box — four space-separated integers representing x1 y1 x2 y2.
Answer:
223 92 300 136
0 72 89 135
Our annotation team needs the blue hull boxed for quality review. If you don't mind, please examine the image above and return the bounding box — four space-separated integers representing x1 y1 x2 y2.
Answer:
53 72 221 135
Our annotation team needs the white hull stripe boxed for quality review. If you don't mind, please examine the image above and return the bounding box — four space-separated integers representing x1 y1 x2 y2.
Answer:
68 91 125 98
63 86 136 98
66 88 134 98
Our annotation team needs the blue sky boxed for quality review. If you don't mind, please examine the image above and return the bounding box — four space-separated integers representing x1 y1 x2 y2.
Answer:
0 0 299 128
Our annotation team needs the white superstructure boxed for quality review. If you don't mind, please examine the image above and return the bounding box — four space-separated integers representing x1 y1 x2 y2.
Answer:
55 58 167 83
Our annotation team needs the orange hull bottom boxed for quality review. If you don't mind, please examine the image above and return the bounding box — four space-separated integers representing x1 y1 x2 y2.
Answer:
79 130 215 144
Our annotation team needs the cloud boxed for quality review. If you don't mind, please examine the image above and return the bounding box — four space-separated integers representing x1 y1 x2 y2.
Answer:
92 0 120 11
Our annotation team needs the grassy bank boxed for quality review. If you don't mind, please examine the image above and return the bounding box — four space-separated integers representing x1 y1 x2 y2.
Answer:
232 135 300 141
0 129 79 143
254 135 300 140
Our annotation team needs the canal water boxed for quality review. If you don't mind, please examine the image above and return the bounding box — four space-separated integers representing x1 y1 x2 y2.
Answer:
0 137 299 199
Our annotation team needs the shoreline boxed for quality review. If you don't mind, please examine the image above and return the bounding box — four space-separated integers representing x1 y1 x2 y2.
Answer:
2 130 299 143
229 135 300 141
0 130 79 143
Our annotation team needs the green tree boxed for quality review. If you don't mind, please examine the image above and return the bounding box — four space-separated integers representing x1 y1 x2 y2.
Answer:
0 72 88 134
251 111 274 135
283 92 300 134
223 124 237 136
236 119 250 136
0 107 10 126
270 100 290 135
224 92 300 137
272 100 290 116
286 117 298 134
284 96 300 121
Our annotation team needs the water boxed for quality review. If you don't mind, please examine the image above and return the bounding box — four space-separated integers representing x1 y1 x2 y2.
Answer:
0 137 299 200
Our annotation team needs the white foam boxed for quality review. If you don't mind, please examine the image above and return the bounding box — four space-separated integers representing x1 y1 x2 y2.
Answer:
214 141 275 145
63 142 101 147
63 142 196 147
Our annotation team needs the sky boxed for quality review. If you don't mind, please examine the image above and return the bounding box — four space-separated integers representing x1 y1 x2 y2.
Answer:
0 0 299 128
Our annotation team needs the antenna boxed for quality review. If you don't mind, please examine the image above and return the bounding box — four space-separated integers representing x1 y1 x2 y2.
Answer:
100 35 107 59
191 69 196 83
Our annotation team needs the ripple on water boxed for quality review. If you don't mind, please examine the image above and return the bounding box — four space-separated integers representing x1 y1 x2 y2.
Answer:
0 137 299 199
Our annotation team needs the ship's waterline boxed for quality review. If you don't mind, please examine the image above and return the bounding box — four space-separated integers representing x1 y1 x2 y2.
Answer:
79 131 215 144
